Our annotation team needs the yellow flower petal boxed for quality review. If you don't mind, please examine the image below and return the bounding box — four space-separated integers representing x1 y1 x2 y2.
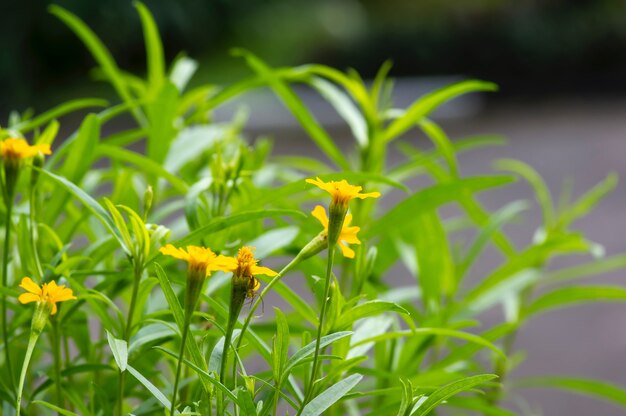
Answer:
160 244 190 261
19 277 42 295
311 205 329 228
18 277 76 314
51 287 77 303
338 241 355 258
311 206 362 259
18 293 40 304
306 177 380 206
1 138 52 160
251 265 278 277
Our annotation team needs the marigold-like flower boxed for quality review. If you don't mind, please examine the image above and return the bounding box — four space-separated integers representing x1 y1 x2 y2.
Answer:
1 138 51 160
159 244 236 278
306 177 380 209
224 247 277 298
231 246 277 278
312 205 361 258
18 277 76 315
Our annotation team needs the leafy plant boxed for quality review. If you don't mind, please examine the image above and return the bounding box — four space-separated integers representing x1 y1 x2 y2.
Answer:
0 3 623 416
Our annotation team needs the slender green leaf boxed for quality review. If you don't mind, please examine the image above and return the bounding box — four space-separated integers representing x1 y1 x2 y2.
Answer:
543 253 626 285
146 81 179 163
414 209 455 310
284 332 352 376
134 1 165 93
514 376 626 408
127 364 171 409
106 331 128 372
273 308 290 381
32 401 80 416
526 286 626 317
495 159 553 227
97 144 188 193
334 301 408 330
160 209 306 254
13 98 107 133
234 49 350 170
351 328 504 359
300 374 363 416
153 264 212 394
413 374 497 416
309 76 367 147
383 80 497 142
369 176 514 237
38 169 129 254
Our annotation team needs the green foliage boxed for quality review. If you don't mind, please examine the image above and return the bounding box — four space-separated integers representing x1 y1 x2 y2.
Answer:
0 3 623 415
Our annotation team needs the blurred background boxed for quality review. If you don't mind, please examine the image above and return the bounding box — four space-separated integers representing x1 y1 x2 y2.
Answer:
3 0 626 111
2 1 626 414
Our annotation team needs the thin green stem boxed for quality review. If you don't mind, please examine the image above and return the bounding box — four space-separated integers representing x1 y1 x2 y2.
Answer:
124 266 143 342
487 282 537 404
170 314 192 416
234 256 301 354
118 265 143 416
16 332 40 416
300 242 336 413
29 189 44 280
51 320 64 409
219 284 244 416
2 198 14 389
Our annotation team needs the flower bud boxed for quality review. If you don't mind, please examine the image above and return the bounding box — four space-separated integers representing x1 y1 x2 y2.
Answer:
327 202 348 246
29 153 45 189
296 232 328 261
30 301 52 336
143 186 154 220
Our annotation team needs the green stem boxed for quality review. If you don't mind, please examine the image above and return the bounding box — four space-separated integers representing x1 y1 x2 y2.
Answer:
51 320 64 409
16 332 40 416
29 189 44 280
219 285 245 415
118 266 143 416
300 242 336 413
170 313 192 416
234 256 301 355
2 198 14 389
124 266 142 342
488 282 536 405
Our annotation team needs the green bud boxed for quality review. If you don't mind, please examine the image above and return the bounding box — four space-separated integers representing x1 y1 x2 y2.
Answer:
243 375 255 395
3 158 19 202
29 153 45 188
327 201 348 246
30 301 52 336
143 186 153 220
296 233 328 261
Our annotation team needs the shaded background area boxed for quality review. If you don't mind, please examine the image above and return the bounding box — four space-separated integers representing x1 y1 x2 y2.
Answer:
2 0 626 113
2 1 626 414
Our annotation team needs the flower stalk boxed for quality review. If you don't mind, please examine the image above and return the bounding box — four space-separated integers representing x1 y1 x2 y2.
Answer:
16 277 75 415
2 197 14 388
159 244 236 414
301 239 336 411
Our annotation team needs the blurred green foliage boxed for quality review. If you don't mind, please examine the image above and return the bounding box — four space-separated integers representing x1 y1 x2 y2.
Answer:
2 0 626 114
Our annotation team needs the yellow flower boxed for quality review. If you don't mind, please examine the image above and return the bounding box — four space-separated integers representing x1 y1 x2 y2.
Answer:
232 246 277 278
18 277 76 315
312 205 361 258
159 244 236 278
224 247 277 299
306 177 380 208
1 138 51 160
